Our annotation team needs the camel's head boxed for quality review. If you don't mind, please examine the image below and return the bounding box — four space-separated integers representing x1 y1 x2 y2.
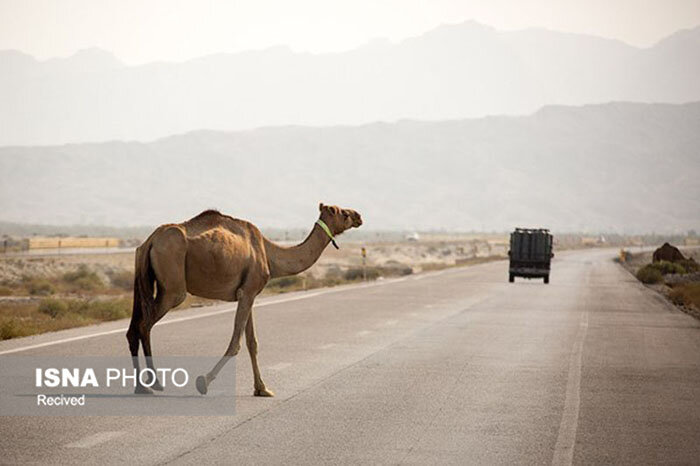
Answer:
319 203 363 235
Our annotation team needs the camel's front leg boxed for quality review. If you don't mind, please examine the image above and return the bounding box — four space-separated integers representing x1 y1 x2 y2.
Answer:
196 293 253 395
246 313 274 397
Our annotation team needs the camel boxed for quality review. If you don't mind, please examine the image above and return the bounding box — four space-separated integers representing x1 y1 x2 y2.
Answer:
126 203 362 396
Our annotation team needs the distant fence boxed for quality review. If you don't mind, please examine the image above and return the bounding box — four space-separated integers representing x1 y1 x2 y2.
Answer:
27 237 121 250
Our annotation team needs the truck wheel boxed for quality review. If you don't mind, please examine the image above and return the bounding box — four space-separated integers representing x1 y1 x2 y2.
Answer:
544 275 549 284
509 274 514 283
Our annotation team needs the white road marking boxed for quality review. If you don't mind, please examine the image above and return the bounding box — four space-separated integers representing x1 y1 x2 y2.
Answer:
0 268 460 356
267 362 291 371
412 270 447 280
0 287 354 355
64 431 125 449
0 327 138 356
381 319 398 327
356 330 372 337
552 309 589 466
317 343 336 350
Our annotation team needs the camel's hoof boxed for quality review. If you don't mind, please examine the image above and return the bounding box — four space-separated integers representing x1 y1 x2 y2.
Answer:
144 372 164 391
196 375 208 395
142 370 163 391
134 384 154 395
254 387 275 397
151 379 164 391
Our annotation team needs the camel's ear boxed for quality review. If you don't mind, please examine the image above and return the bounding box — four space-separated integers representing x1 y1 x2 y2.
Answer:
319 202 325 212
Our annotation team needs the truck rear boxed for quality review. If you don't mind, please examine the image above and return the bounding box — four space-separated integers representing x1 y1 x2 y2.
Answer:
508 228 553 284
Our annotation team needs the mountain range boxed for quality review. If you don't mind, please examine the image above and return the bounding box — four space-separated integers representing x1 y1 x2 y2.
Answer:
1 101 698 233
1 21 699 146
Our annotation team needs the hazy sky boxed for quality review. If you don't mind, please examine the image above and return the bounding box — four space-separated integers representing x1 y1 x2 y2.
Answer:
1 0 699 64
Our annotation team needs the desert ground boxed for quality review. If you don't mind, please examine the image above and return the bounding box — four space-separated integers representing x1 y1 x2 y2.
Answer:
620 246 700 318
0 235 508 339
3 233 697 340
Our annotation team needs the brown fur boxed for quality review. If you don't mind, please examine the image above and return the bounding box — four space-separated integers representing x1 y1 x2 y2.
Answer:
126 203 362 396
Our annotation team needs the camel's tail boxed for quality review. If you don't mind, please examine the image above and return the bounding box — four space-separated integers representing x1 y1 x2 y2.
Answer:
130 233 157 329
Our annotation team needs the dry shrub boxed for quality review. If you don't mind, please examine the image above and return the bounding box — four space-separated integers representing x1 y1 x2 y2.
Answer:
62 265 103 291
39 297 131 321
344 267 381 281
650 260 686 275
79 299 131 321
669 283 700 308
0 319 32 340
636 260 692 284
0 297 132 341
267 276 304 290
636 265 663 284
678 259 699 273
24 277 56 296
38 298 69 318
109 270 134 291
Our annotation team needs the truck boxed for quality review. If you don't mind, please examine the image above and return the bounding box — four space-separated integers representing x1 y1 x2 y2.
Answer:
508 228 553 284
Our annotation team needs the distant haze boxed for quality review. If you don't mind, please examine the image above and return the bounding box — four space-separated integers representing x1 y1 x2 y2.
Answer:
1 6 698 235
1 102 698 233
1 0 699 63
1 21 700 146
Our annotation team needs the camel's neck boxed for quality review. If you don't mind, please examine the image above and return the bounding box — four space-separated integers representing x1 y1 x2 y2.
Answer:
263 222 331 278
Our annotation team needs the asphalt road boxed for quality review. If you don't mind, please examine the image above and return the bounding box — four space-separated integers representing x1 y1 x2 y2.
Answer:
1 248 699 465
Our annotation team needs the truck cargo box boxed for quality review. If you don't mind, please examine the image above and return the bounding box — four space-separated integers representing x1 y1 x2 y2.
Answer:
508 228 553 283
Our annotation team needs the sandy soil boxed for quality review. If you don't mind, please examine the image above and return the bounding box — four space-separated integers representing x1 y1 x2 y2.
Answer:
623 247 699 273
0 253 133 285
621 246 700 319
0 237 508 286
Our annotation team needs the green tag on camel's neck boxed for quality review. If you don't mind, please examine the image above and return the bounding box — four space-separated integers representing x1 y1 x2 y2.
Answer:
316 219 339 249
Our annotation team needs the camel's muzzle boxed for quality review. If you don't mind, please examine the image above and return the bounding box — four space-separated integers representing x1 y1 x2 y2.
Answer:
352 214 363 227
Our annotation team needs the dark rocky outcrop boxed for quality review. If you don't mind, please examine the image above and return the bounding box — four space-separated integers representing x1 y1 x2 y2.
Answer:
653 243 686 263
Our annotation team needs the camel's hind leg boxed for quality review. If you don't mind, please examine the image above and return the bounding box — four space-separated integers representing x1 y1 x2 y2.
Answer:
139 227 187 392
139 288 186 390
126 311 147 393
127 243 153 394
